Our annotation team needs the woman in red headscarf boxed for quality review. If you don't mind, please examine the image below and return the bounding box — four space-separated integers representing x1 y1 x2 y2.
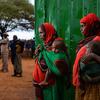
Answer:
73 13 100 100
32 23 72 100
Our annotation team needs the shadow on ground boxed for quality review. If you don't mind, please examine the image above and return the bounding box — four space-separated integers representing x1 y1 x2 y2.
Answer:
0 58 35 100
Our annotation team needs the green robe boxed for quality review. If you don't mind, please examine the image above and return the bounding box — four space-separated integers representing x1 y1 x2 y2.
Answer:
37 50 75 100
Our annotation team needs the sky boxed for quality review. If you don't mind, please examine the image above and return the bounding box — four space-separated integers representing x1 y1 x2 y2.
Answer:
6 0 35 40
29 0 34 5
8 30 34 40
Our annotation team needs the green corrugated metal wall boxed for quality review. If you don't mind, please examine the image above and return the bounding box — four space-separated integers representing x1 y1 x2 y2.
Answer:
35 0 100 65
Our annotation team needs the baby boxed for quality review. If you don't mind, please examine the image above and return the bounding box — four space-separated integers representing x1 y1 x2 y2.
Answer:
39 39 68 86
81 41 100 63
80 41 100 82
52 39 67 53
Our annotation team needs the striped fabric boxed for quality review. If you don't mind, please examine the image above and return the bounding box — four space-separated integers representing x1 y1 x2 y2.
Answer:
75 83 100 100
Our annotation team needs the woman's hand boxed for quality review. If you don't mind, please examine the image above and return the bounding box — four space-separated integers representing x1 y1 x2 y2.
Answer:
33 81 40 87
34 44 41 55
39 81 48 87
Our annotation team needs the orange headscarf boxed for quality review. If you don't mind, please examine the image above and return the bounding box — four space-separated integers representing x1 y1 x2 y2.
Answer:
43 23 56 45
80 13 100 37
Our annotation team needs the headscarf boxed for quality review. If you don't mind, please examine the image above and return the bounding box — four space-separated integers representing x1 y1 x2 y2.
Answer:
80 13 100 37
43 23 56 45
76 13 100 53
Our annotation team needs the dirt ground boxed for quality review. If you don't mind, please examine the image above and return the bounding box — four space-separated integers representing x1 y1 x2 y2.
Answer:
0 58 35 100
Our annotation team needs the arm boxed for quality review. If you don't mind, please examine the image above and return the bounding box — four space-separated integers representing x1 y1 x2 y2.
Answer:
55 60 69 76
83 53 100 63
34 44 41 57
44 69 52 82
55 60 71 88
39 69 51 86
91 53 100 63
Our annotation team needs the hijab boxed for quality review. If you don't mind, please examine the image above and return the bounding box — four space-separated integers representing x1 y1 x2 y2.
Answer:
42 23 56 45
76 13 100 53
80 13 100 37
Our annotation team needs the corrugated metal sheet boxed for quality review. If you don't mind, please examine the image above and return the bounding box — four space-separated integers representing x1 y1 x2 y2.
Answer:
35 0 100 64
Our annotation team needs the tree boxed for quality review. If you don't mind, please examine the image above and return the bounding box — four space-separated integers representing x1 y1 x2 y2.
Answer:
0 0 34 38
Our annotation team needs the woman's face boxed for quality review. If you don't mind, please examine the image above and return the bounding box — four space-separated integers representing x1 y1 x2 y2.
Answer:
80 23 86 34
38 27 46 40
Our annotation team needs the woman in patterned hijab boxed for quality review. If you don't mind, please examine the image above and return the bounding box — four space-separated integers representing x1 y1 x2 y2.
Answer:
73 13 100 100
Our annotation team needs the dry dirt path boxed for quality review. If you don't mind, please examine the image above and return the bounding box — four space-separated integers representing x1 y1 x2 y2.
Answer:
0 58 35 100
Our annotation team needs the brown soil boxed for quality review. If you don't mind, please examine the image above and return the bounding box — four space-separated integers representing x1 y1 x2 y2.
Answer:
0 58 35 100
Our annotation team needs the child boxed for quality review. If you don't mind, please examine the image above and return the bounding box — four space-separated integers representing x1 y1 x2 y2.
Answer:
80 41 100 83
39 39 69 86
52 39 68 53
81 41 100 63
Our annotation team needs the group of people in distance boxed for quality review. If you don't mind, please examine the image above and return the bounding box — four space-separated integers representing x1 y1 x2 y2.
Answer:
0 34 23 77
32 13 100 100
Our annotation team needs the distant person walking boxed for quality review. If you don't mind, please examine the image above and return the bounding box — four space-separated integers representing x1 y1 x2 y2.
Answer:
10 35 23 77
0 33 9 72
